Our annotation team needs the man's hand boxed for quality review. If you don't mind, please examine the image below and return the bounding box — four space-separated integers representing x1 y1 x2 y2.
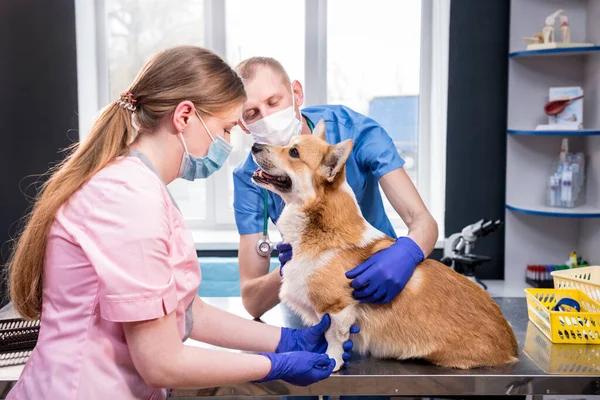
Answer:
345 237 424 304
276 242 293 276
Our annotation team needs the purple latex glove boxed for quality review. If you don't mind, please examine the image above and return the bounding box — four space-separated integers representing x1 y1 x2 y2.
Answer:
345 237 424 304
277 242 293 276
277 314 360 368
255 351 335 386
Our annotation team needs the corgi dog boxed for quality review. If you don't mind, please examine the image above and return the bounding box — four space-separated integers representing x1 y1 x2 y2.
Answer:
250 120 518 372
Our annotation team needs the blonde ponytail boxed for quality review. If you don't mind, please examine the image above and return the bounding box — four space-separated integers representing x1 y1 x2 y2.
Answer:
8 103 135 320
7 46 245 320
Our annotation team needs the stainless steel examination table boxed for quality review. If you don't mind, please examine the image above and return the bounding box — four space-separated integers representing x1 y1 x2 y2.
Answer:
0 297 598 399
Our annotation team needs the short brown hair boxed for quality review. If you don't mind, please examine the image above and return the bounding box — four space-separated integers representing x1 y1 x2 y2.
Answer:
235 56 291 87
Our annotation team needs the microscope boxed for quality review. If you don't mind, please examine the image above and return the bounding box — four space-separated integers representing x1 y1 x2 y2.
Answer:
441 219 503 290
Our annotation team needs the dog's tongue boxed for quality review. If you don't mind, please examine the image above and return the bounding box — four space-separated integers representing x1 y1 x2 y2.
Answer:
254 169 276 179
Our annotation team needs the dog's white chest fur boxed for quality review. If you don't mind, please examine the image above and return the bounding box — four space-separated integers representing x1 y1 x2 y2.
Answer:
280 250 337 326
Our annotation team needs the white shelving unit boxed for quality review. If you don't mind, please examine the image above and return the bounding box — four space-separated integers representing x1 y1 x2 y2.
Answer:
505 0 600 286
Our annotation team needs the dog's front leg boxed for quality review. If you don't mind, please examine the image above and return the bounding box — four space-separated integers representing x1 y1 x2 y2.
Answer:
319 306 356 372
308 263 357 372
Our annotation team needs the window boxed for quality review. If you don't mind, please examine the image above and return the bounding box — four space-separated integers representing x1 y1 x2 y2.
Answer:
77 0 448 248
224 0 305 83
220 0 306 225
104 0 209 227
105 0 205 101
327 0 422 228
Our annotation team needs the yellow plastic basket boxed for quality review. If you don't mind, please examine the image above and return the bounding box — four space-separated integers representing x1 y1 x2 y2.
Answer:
552 265 600 302
524 288 600 344
523 322 600 374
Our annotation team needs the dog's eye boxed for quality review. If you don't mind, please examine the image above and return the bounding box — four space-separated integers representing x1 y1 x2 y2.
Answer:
289 148 300 158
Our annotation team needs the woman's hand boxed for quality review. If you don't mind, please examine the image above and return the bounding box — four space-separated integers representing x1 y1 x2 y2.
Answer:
276 314 360 367
255 352 335 386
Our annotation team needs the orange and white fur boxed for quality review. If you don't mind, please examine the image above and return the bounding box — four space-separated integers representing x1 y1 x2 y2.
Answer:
251 120 518 372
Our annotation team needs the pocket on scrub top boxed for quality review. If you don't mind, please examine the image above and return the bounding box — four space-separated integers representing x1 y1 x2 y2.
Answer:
171 211 201 289
347 177 367 201
171 211 196 256
345 160 367 199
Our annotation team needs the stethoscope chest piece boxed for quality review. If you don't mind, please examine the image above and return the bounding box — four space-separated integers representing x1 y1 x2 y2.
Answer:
256 235 273 257
256 189 273 257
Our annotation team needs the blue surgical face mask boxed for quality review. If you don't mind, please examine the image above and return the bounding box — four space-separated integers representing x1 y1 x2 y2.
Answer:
178 110 233 181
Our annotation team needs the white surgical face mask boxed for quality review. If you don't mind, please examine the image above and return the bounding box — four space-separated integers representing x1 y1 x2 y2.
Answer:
243 85 302 146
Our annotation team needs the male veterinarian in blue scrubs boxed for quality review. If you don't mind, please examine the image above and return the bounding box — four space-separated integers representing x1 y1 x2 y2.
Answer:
233 56 439 321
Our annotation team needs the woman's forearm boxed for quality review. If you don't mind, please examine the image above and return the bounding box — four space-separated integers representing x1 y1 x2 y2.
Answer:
154 346 271 389
189 297 281 352
124 311 273 389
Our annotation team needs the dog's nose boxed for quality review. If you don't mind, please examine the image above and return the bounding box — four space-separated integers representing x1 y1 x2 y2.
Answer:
252 143 266 154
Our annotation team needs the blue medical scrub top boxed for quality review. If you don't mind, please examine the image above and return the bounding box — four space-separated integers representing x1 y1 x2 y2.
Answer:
233 104 405 239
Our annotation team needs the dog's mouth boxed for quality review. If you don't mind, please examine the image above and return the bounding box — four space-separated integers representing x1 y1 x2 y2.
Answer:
252 168 292 190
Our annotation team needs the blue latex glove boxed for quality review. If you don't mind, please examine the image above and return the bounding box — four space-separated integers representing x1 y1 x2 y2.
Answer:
277 242 293 276
345 237 424 304
255 351 335 386
277 314 360 368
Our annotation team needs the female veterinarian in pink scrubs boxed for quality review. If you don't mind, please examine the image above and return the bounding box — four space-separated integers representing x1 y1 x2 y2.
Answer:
6 46 344 399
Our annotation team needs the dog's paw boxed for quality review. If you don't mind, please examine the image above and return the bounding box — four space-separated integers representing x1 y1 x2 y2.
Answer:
326 348 344 372
331 357 343 372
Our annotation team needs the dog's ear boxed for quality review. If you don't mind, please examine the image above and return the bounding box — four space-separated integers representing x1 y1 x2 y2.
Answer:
320 139 354 182
312 119 326 140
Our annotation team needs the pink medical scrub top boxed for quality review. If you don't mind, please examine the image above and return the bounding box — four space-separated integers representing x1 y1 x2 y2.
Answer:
8 153 202 400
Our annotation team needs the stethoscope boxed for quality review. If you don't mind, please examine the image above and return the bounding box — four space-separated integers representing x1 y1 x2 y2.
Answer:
256 189 274 257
